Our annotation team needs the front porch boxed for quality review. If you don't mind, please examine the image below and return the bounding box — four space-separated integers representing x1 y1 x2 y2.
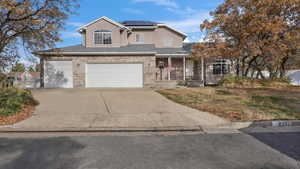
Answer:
155 56 232 86
155 56 192 81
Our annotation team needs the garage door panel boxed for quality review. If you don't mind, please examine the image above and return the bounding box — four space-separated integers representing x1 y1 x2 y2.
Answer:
86 64 143 88
44 61 73 88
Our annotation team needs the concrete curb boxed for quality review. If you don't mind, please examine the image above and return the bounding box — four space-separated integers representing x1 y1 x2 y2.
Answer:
0 120 299 133
0 126 203 133
248 120 300 128
205 120 300 130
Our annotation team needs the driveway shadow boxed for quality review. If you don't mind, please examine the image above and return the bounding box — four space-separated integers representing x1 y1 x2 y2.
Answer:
241 128 300 161
0 137 85 169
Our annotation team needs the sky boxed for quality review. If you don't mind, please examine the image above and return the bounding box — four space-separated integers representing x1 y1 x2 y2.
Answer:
58 0 224 47
19 0 224 66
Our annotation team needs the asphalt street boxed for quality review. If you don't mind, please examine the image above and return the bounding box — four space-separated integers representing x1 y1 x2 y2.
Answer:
0 127 299 169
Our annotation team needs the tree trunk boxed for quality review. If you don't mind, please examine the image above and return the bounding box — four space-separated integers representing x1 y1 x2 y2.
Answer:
236 59 240 77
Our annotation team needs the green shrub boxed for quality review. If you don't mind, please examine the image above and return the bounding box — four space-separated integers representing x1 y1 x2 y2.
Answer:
0 88 39 116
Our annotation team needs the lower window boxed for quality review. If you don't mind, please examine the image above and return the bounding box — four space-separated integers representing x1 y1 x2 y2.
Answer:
213 59 230 75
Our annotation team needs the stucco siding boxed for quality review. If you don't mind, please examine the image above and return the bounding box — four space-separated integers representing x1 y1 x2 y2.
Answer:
128 30 155 45
85 19 123 48
81 18 184 48
127 27 184 48
155 27 184 48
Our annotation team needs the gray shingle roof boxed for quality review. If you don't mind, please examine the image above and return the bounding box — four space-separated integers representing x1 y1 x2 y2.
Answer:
36 43 195 55
41 44 156 53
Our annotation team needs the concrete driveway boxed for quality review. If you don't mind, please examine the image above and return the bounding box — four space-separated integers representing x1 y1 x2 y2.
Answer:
13 89 228 130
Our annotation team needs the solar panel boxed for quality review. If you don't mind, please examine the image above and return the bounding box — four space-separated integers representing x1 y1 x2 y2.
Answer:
121 20 159 26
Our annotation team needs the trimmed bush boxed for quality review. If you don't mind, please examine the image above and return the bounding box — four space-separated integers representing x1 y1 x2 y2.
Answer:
219 75 291 88
0 88 39 116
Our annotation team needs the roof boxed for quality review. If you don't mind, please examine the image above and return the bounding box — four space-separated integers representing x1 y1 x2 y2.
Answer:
77 16 130 32
7 72 23 77
7 72 40 78
77 16 187 37
157 24 187 37
35 43 195 56
121 21 159 26
38 44 156 54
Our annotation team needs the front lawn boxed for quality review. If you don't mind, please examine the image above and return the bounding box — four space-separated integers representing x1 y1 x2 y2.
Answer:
0 88 39 125
158 88 300 122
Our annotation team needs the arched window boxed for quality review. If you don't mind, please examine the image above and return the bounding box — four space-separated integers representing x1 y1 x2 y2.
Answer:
94 30 112 44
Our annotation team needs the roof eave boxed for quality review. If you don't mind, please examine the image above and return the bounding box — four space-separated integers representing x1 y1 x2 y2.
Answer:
157 24 187 37
35 51 157 56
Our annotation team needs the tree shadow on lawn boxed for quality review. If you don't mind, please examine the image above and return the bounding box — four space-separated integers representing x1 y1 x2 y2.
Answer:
0 137 85 169
241 128 300 161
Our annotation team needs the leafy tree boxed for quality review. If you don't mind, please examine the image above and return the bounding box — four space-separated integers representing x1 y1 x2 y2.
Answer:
28 63 40 72
193 0 300 79
0 0 79 68
28 66 35 72
11 62 26 72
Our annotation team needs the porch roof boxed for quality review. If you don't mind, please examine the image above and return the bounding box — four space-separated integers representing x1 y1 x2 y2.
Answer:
34 43 194 57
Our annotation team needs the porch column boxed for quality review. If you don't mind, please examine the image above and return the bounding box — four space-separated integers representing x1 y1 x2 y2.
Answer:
183 56 186 80
201 57 205 84
168 57 172 81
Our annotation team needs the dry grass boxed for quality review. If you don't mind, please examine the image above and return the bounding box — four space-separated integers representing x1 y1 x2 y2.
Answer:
158 87 300 122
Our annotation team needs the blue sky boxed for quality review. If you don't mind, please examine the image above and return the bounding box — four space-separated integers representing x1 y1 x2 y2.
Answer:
19 0 224 66
58 0 224 47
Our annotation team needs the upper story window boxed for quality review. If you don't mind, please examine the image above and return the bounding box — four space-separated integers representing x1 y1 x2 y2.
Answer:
213 59 230 75
94 30 112 45
135 33 144 43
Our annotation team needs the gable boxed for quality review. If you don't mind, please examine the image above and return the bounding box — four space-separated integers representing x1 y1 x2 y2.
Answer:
84 18 126 48
157 24 187 38
155 26 185 48
77 16 129 32
86 18 121 32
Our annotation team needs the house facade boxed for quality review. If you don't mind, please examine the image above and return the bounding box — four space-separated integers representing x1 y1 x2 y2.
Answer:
35 16 200 88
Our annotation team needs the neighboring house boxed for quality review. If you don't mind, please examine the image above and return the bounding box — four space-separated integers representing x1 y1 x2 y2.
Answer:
35 16 194 88
7 71 40 88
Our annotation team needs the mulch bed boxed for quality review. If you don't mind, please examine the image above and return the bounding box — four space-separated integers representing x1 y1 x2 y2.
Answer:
0 105 35 126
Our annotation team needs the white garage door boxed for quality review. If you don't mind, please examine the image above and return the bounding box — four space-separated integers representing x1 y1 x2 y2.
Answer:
44 61 73 88
86 64 143 88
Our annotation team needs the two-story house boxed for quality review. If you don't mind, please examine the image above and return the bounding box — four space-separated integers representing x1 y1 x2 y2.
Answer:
36 16 195 88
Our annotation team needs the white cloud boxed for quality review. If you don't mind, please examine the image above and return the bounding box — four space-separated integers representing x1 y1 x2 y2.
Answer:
123 8 144 15
161 12 210 34
183 38 190 43
131 0 178 8
61 31 81 39
161 12 211 42
166 6 197 15
67 21 84 27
